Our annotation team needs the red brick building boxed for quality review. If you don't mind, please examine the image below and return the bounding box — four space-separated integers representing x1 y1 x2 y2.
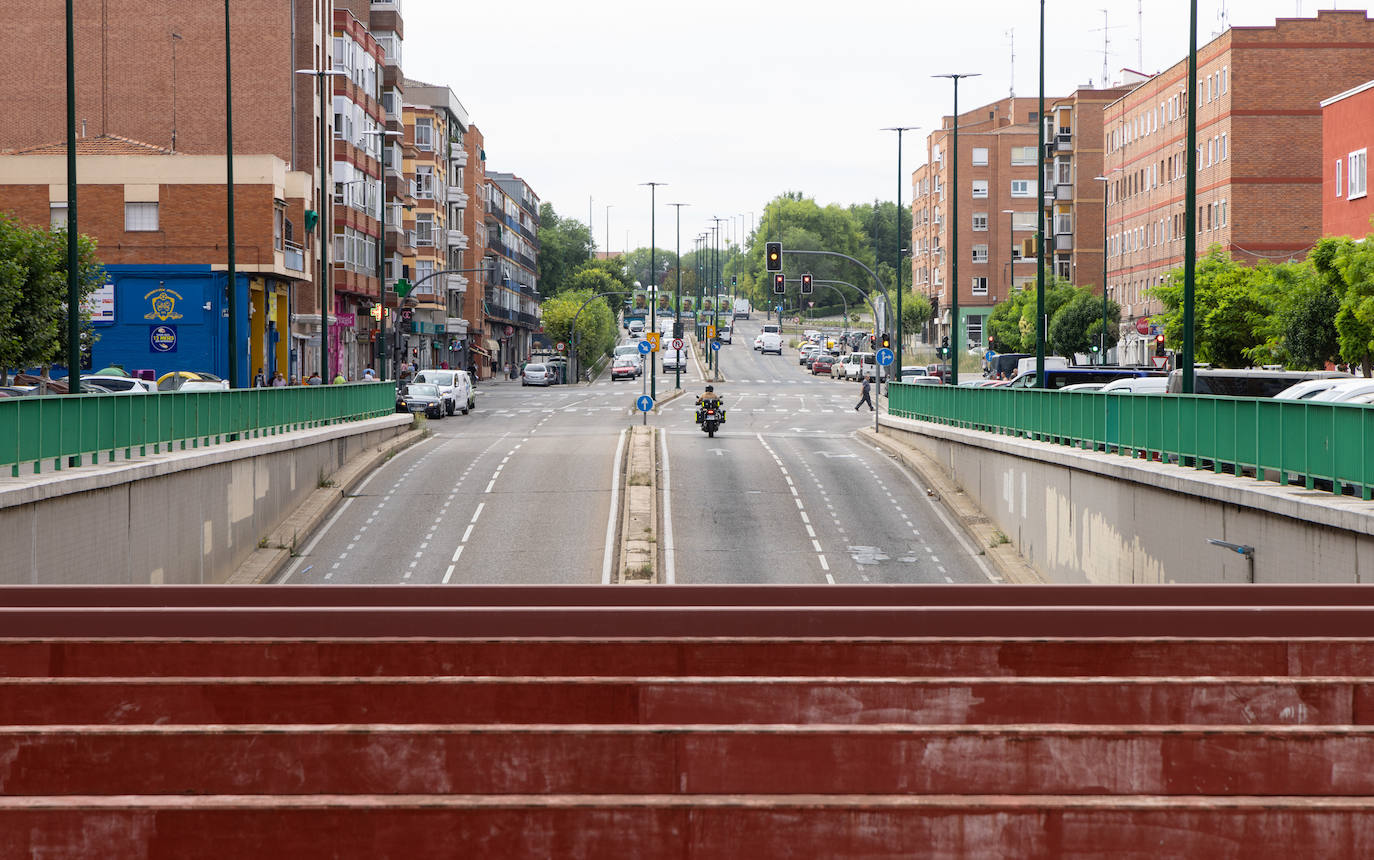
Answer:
1104 10 1374 364
1321 79 1374 239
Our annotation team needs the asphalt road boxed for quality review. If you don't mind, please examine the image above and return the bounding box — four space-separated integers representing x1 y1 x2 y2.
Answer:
282 317 995 585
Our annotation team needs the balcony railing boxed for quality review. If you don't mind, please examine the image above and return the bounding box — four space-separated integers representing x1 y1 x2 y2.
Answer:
284 240 305 272
1055 184 1074 201
447 186 469 207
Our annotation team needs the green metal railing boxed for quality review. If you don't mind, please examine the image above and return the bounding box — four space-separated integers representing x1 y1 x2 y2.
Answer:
887 383 1374 500
0 382 398 477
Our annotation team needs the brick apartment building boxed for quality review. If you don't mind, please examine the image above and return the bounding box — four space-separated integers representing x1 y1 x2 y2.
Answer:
912 97 1057 351
1321 79 1374 239
484 173 542 374
1104 9 1374 364
399 80 470 372
0 0 330 382
460 125 493 377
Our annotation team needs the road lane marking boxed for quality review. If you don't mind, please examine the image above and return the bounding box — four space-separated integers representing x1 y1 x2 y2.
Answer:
471 503 484 523
660 428 676 585
461 524 474 543
602 428 630 585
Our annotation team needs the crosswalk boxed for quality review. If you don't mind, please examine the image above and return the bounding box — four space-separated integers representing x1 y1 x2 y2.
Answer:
475 391 863 418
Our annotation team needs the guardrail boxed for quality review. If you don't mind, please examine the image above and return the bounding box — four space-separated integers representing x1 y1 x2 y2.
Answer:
0 382 398 477
887 383 1374 499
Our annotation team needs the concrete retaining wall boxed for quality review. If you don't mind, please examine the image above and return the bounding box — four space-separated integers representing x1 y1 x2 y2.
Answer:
878 415 1374 584
0 415 412 585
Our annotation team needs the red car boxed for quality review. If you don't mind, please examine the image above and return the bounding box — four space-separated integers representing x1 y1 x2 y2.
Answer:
611 357 640 380
811 356 834 375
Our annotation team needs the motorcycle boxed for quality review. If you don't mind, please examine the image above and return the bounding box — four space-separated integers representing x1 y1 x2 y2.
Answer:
697 404 722 438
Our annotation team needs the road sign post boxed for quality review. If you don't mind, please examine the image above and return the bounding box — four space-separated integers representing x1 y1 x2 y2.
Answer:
874 346 895 435
636 394 654 426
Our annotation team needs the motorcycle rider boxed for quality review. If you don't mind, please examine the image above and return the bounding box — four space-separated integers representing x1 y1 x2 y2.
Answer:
695 385 725 424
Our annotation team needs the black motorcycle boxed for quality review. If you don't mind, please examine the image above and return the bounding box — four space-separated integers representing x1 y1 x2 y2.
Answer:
698 404 722 438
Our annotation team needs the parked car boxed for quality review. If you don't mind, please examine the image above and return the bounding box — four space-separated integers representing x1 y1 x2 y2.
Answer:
412 369 471 414
60 375 155 394
1003 367 1165 390
798 344 822 365
521 363 553 386
156 371 227 391
1099 376 1169 394
611 357 640 380
175 380 229 392
613 344 645 377
396 382 444 417
899 366 942 384
1307 378 1374 403
1274 378 1353 401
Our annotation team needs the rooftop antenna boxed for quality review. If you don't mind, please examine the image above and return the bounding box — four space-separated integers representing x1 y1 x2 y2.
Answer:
1137 0 1144 70
1006 29 1015 97
1214 0 1229 38
1089 10 1124 87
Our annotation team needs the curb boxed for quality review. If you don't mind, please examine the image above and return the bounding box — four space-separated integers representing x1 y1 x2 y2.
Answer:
228 421 424 585
617 426 658 583
858 426 1044 585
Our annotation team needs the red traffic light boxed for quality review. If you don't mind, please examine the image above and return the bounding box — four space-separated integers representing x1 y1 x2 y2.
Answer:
772 272 785 294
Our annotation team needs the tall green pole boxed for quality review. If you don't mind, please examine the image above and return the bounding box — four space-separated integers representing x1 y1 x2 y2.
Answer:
884 127 918 374
1102 184 1109 366
642 181 664 400
225 0 240 388
935 76 977 386
1035 0 1047 388
669 203 687 390
64 0 80 394
1181 0 1199 393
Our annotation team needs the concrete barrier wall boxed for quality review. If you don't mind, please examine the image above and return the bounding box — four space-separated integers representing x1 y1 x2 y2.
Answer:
0 415 411 585
879 416 1374 584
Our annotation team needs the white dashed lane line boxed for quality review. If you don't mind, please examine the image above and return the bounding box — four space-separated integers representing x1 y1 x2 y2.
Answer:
757 433 830 582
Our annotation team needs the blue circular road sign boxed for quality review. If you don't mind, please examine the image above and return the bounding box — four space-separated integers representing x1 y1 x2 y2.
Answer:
637 340 653 355
875 347 895 366
710 340 722 351
636 395 655 412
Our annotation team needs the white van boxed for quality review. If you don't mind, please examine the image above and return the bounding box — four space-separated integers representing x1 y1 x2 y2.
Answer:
412 369 474 415
761 323 781 335
1016 356 1068 376
760 333 784 355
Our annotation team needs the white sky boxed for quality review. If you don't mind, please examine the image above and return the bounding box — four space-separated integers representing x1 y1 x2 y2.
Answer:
405 0 1362 255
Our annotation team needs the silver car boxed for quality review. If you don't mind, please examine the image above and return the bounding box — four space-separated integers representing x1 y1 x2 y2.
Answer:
521 363 553 386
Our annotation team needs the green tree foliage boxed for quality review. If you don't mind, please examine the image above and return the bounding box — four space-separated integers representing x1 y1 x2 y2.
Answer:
0 214 103 381
1312 236 1374 376
1048 291 1121 358
539 286 616 368
536 203 593 296
985 277 1080 353
744 193 876 308
1150 246 1269 368
849 199 912 284
901 292 933 332
622 247 678 290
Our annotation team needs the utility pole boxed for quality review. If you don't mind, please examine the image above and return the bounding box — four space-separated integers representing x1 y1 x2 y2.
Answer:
668 203 688 390
933 74 979 387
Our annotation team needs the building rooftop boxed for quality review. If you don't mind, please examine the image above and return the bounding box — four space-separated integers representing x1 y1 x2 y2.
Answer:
6 134 176 156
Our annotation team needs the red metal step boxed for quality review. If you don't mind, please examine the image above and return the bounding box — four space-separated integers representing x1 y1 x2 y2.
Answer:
2 794 1373 859
2 724 1372 797
0 676 1357 726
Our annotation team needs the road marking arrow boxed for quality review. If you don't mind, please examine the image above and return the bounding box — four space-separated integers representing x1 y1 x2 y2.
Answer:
708 448 728 456
815 451 857 459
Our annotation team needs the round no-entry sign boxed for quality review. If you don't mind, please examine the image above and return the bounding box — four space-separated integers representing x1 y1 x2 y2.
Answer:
555 341 566 352
670 338 684 351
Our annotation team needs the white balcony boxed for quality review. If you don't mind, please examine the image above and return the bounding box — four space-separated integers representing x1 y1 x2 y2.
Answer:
451 151 468 167
1055 184 1074 201
446 186 469 207
446 229 469 250
446 273 468 293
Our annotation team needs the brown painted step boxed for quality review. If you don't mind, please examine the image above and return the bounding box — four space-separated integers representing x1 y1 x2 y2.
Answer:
0 676 1360 726
3 638 1369 678
3 794 1374 859
3 724 1374 797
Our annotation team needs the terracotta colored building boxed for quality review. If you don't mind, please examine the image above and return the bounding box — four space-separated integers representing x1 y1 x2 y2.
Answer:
1321 79 1374 239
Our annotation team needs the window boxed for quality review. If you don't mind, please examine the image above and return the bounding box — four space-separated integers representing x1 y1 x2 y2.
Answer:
1220 134 1227 161
414 117 433 150
1010 180 1032 197
50 203 68 229
971 277 988 296
124 202 158 232
1011 211 1036 231
972 212 988 231
971 179 988 198
1207 138 1215 166
1336 159 1344 198
1350 149 1367 199
971 244 988 263
1218 200 1228 227
415 259 434 286
1056 259 1071 280
274 207 284 250
1221 67 1228 94
972 147 989 166
966 315 985 348
1054 212 1072 234
1010 146 1036 165
414 165 435 198
415 213 434 246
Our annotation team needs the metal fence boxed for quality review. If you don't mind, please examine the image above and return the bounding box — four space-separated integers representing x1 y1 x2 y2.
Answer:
0 382 398 477
886 383 1374 500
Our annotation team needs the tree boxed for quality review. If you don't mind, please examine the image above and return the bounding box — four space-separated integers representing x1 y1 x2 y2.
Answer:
539 287 616 369
536 203 593 296
984 277 1080 354
901 292 932 332
1150 246 1269 368
743 193 875 308
0 215 103 383
1313 236 1374 376
849 199 912 286
622 247 678 290
1048 290 1121 359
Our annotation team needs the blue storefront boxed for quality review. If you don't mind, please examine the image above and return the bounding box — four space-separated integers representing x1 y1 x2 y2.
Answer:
90 264 254 383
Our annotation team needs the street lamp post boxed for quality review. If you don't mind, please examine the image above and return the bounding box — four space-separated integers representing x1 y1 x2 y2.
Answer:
711 217 727 375
1093 170 1121 366
224 0 240 388
668 203 689 390
1181 0 1200 392
64 0 80 394
641 182 666 400
933 74 979 387
1036 0 1047 388
295 66 346 383
882 126 919 375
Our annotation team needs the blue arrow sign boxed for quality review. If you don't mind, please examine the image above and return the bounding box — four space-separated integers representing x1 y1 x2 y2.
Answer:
637 340 653 355
710 340 721 351
636 395 655 412
875 347 895 366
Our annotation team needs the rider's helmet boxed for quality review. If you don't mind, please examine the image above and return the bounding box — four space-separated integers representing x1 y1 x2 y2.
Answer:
704 385 714 393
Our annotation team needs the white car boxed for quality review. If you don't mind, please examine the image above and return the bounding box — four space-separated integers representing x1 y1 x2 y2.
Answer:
613 344 644 376
753 334 764 351
1099 376 1169 394
74 375 156 394
759 333 784 355
661 349 687 371
412 369 473 415
1274 378 1351 401
1308 378 1374 403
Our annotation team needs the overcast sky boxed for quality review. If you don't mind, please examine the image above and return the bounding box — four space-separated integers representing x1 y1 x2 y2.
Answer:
405 0 1358 256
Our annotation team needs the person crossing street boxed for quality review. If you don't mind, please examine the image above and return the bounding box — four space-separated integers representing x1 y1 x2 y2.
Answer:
855 377 874 412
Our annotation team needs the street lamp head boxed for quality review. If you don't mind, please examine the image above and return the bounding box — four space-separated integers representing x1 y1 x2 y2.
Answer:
1002 209 1015 214
932 73 982 80
881 125 921 132
294 68 346 76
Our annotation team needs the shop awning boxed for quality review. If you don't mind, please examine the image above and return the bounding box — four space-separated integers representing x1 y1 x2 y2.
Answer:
484 339 500 353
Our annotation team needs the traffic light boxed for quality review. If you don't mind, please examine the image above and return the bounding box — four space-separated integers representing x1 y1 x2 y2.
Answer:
880 333 891 350
869 334 877 348
1155 334 1166 357
765 242 782 272
772 272 785 294
800 273 813 294
730 275 737 287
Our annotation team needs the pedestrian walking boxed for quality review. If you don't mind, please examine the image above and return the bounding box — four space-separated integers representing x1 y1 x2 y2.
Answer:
855 377 874 412
253 368 266 388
